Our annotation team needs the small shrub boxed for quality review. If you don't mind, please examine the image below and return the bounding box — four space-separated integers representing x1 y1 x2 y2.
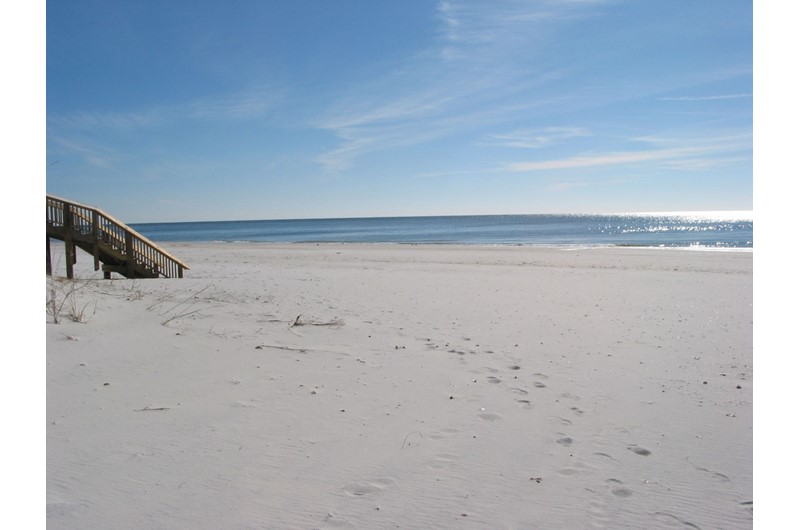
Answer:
47 277 96 324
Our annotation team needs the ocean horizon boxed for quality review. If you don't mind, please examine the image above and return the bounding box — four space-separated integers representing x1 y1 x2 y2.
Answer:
130 211 753 249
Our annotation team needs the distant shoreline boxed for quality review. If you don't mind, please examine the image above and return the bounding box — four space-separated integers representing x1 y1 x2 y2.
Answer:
163 240 755 252
129 210 755 225
128 213 753 248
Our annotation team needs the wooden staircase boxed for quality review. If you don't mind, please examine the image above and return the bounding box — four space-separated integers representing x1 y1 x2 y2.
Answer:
46 195 189 279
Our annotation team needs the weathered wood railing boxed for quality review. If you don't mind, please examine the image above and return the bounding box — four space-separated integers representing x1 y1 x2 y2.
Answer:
46 195 188 279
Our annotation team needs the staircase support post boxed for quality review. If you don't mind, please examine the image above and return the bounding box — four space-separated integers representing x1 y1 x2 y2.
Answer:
64 238 74 279
125 231 135 278
46 237 52 276
63 204 74 279
92 212 100 271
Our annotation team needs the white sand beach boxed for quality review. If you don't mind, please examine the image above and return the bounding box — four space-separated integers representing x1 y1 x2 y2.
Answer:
46 243 753 528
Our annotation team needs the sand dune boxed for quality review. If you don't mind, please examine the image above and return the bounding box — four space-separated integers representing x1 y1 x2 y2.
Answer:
46 243 752 528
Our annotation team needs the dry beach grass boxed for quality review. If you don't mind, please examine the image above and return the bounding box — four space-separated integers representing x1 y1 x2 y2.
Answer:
46 243 753 528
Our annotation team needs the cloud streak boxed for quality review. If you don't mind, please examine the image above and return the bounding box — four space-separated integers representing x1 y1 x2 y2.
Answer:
506 134 751 172
437 0 608 52
659 93 752 101
47 136 122 169
486 127 591 149
48 88 283 131
508 148 695 171
315 0 608 171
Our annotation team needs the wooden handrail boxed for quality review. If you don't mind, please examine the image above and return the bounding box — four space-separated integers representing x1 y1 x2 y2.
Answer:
46 194 189 278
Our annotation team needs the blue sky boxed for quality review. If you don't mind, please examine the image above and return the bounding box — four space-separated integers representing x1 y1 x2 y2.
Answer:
45 0 753 223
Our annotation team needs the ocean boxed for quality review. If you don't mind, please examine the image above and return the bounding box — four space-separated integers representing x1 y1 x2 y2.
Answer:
130 212 753 249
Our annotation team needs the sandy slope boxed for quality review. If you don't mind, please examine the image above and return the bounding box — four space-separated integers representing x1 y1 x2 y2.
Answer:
46 243 753 529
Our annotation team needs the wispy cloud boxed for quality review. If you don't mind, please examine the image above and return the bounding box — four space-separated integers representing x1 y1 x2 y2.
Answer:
486 127 591 149
659 93 752 101
546 181 591 192
47 136 123 169
315 85 465 170
631 133 752 148
185 89 282 120
506 133 751 172
436 0 608 58
48 109 167 131
546 175 634 192
315 0 607 171
316 131 384 172
508 148 692 171
48 88 283 131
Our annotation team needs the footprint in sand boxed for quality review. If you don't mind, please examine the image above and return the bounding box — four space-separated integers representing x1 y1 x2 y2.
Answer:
687 459 731 482
427 428 459 440
592 452 622 468
653 512 701 529
486 376 501 384
533 381 547 388
605 478 633 498
231 400 258 408
556 435 573 446
47 502 83 518
477 410 502 421
549 415 573 426
557 461 590 476
426 453 459 470
627 445 651 456
509 387 528 395
343 478 396 497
